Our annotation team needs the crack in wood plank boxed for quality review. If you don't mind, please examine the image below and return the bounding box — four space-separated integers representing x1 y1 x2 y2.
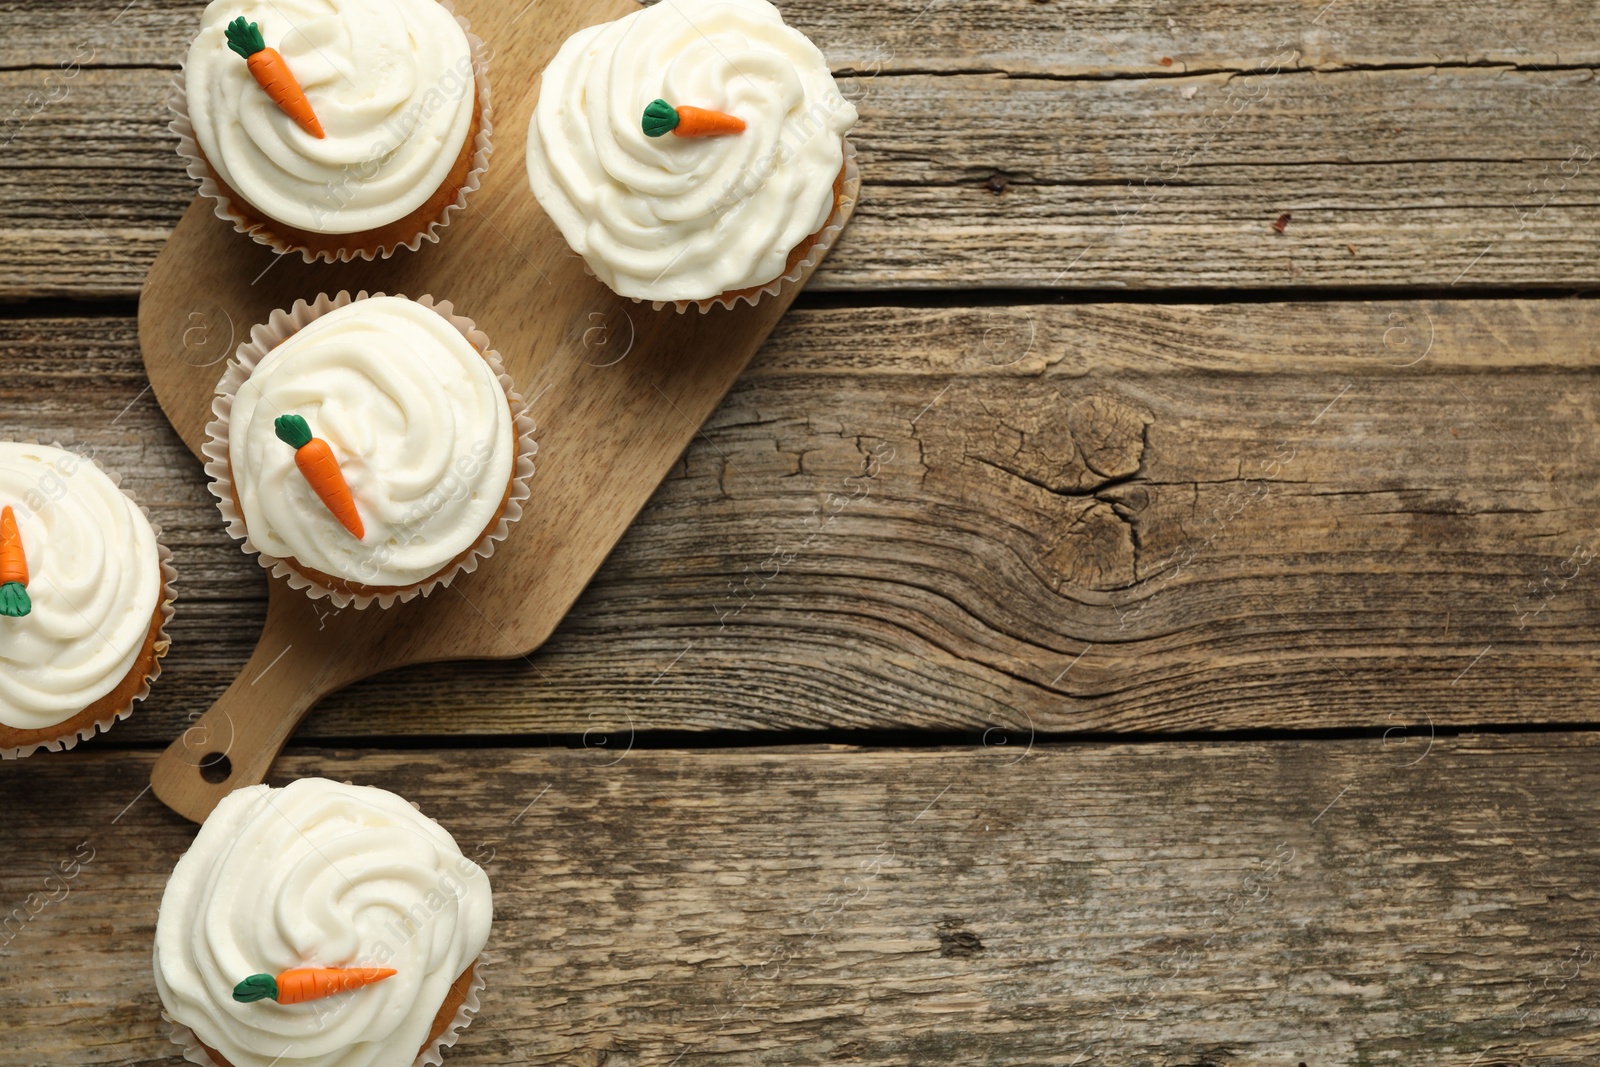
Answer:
6 299 1600 737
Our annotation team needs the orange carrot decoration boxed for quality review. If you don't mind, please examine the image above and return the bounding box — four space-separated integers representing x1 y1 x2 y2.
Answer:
642 98 745 138
0 506 29 618
226 17 325 139
275 414 365 540
233 967 397 1004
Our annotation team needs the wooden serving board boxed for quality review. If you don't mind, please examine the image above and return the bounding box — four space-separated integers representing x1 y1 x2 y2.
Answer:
137 0 852 823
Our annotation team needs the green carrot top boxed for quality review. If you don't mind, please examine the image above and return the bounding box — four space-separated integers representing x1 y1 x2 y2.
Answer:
642 99 681 138
274 413 313 449
224 17 267 60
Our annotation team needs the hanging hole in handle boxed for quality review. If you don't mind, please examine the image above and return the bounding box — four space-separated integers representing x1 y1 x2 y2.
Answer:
198 752 233 784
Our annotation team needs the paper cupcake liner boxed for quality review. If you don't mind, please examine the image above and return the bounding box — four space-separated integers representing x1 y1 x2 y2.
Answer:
164 959 486 1067
629 136 859 314
1 444 177 760
202 291 538 611
168 0 493 263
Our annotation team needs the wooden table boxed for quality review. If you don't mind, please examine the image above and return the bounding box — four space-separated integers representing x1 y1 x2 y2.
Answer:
3 1 1598 1063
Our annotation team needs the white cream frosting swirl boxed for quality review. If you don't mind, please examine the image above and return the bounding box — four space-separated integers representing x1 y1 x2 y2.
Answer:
226 296 514 588
0 443 163 732
526 0 857 301
185 0 476 234
154 778 493 1067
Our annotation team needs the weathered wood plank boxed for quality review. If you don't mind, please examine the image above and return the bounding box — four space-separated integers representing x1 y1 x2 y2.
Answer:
6 58 1600 296
4 0 1598 74
5 299 1600 739
2 738 1597 1064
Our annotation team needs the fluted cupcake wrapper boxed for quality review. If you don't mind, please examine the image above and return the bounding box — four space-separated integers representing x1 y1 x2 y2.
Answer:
168 0 493 263
202 291 539 611
1 442 176 760
163 958 487 1067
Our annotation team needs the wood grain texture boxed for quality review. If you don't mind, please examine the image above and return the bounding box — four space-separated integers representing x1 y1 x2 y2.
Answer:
4 0 1598 74
6 298 1600 740
7 7 1600 296
2 738 1598 1065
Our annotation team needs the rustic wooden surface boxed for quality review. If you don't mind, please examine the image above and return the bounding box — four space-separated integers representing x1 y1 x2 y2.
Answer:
5 300 1600 737
7 1 1600 295
4 740 1599 1067
5 0 1600 1063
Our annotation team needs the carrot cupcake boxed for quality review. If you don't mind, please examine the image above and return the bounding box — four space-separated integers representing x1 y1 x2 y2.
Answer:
525 0 859 311
203 293 535 609
0 443 174 758
176 0 492 261
154 778 492 1067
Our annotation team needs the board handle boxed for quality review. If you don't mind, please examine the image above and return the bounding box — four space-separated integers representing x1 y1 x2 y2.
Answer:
150 592 345 823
